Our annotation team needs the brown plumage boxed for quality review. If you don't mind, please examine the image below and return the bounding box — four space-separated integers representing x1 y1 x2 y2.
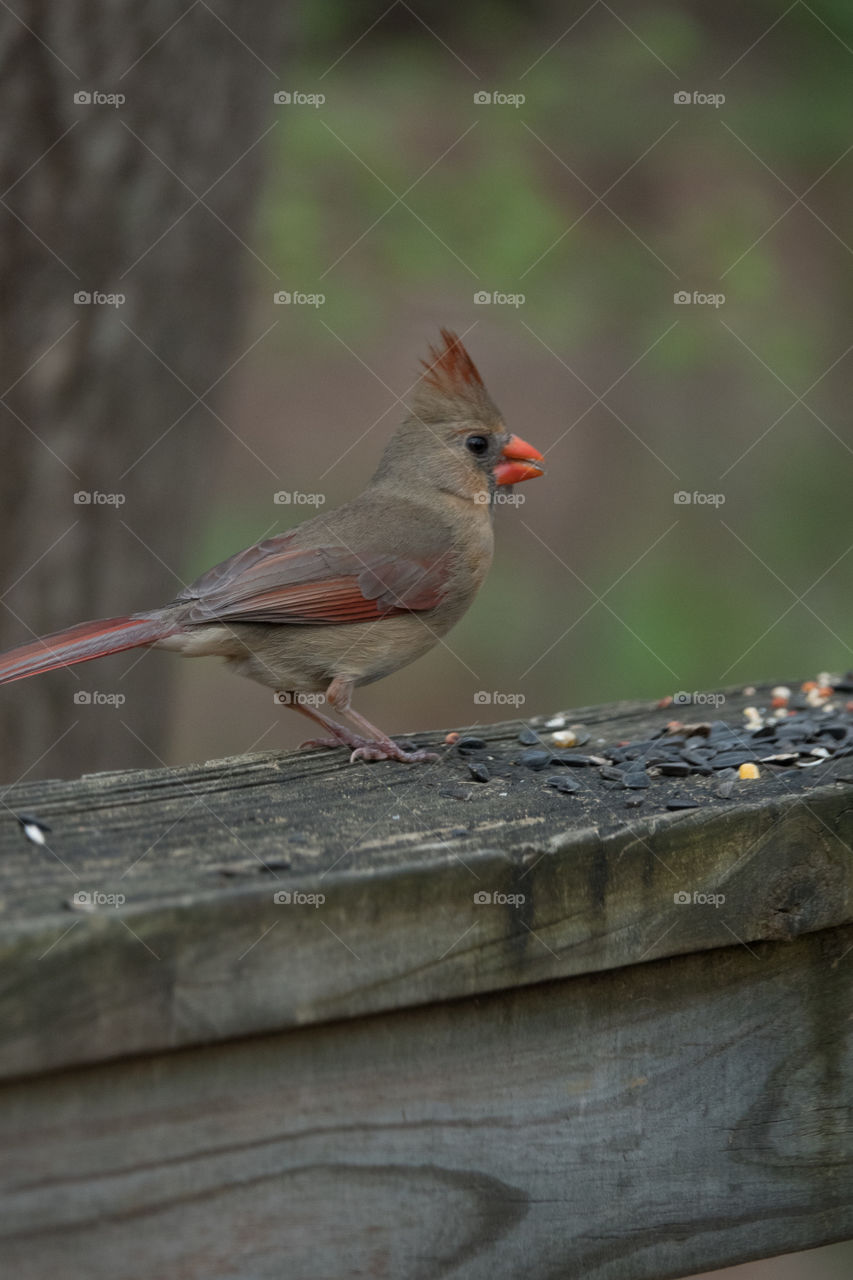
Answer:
0 331 544 763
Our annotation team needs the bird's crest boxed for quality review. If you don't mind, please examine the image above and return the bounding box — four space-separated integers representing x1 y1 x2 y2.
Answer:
420 329 484 396
412 329 499 425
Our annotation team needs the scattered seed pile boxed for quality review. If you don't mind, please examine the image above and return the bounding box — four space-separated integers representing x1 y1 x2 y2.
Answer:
448 675 853 810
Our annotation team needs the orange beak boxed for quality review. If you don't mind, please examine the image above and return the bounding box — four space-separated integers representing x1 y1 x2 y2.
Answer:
494 434 545 486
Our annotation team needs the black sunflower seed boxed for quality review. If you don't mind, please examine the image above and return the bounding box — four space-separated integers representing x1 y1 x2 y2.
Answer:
520 750 552 771
546 774 580 794
712 751 760 769
599 766 626 783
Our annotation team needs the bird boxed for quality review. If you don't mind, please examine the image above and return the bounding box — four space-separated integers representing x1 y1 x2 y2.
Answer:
0 330 544 763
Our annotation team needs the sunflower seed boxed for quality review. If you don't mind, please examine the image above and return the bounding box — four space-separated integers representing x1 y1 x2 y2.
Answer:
546 774 580 794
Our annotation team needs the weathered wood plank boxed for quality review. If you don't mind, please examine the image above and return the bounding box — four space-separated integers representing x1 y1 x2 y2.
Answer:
1 924 851 1280
1 684 852 1080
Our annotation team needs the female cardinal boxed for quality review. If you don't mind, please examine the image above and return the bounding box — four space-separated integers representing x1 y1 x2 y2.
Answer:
0 330 543 763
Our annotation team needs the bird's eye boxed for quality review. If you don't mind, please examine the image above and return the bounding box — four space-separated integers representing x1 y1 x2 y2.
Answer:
465 434 489 456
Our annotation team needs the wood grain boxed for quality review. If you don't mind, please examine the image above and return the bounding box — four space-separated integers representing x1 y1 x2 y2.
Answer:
1 686 851 1080
1 923 850 1280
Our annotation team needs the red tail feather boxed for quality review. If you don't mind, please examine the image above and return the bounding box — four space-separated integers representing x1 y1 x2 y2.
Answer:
0 615 176 685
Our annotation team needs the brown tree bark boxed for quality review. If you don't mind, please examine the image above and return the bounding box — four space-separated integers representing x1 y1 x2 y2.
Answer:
0 3 290 781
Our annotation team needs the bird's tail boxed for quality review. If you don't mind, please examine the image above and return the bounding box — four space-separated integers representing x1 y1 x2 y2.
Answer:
0 614 179 685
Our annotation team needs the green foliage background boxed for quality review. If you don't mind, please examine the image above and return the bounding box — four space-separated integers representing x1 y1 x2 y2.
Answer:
192 0 853 739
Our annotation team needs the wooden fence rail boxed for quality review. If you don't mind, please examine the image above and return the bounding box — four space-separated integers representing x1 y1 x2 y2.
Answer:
1 683 851 1279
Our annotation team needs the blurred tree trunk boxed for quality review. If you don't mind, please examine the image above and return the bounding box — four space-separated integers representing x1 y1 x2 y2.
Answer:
0 3 290 781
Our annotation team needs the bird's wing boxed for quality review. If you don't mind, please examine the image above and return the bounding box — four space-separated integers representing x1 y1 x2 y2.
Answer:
175 533 451 626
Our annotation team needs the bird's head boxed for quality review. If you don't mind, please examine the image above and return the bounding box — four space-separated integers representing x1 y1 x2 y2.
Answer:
373 329 544 505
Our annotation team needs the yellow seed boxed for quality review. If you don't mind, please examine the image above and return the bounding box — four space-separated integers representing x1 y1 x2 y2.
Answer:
738 762 760 780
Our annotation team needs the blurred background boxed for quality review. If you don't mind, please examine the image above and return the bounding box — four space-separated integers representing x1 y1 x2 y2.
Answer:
165 0 853 776
2 1 852 781
1 2 851 1275
3 0 853 783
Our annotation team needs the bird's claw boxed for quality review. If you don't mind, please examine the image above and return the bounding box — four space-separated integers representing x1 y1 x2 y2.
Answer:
299 732 437 763
350 743 440 764
299 736 348 751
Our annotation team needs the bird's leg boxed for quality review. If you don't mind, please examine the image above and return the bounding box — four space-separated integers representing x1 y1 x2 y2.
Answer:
282 690 407 759
277 693 356 751
284 678 438 763
280 680 437 763
325 676 439 764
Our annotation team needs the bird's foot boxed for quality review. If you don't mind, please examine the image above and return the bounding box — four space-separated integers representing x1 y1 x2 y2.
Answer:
350 740 440 764
299 732 438 764
299 735 350 751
